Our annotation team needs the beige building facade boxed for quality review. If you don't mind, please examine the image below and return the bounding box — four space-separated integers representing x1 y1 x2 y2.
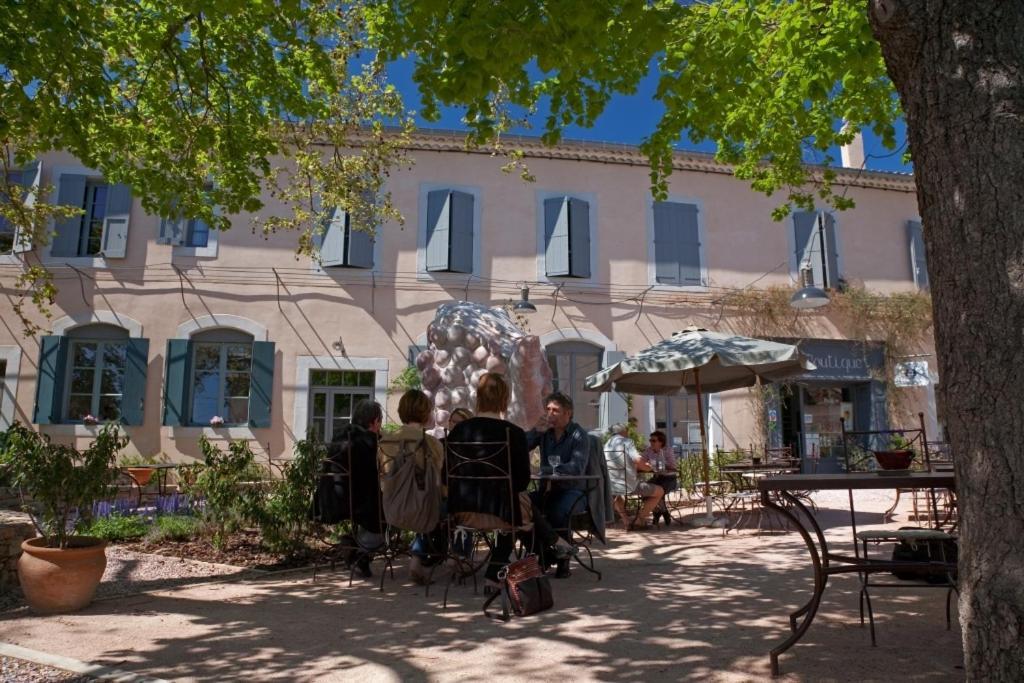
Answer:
0 132 935 471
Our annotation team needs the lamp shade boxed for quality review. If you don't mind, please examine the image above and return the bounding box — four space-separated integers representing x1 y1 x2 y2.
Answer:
513 286 537 314
789 285 830 309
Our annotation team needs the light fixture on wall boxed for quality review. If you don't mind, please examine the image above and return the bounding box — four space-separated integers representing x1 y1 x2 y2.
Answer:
789 212 831 309
513 286 537 314
331 338 345 354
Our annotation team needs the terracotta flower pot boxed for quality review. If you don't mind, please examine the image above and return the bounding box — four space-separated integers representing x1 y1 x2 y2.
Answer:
127 467 154 487
17 537 107 614
873 449 914 470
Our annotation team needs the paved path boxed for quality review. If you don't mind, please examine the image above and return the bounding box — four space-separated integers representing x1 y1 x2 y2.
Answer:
0 490 963 682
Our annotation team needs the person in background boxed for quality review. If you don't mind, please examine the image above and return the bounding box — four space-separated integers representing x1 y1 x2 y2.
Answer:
378 389 445 585
448 408 473 432
642 430 677 525
604 423 664 531
526 391 590 577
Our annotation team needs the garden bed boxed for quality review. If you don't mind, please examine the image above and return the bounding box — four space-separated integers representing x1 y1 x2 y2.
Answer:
118 529 324 572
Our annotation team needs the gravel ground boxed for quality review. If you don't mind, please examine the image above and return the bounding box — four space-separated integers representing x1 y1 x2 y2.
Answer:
0 656 93 682
1 545 253 614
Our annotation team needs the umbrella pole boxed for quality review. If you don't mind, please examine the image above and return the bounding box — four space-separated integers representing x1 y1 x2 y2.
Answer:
694 368 715 521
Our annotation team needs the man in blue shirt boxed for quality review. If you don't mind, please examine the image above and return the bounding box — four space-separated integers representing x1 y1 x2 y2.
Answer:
527 391 591 577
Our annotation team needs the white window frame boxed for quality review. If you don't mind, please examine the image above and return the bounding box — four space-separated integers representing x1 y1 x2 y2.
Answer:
0 346 22 429
416 182 483 281
292 356 389 443
645 194 710 291
171 208 221 259
308 194 381 278
42 165 124 268
534 189 599 284
787 209 845 286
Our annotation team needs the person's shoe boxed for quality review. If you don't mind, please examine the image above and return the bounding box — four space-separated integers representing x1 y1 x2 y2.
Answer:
354 555 373 579
553 539 577 561
554 558 571 579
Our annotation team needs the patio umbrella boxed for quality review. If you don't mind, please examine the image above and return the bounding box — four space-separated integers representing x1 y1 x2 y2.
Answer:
584 327 816 519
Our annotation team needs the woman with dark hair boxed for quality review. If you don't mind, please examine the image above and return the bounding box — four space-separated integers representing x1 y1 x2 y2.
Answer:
642 430 678 525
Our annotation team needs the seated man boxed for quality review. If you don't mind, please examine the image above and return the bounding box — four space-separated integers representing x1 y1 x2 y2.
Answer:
526 391 591 577
604 423 664 530
321 399 385 578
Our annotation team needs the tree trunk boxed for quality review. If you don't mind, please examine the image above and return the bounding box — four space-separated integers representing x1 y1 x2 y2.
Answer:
869 1 1024 678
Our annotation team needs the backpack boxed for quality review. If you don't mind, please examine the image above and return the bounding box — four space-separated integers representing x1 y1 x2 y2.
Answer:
379 432 442 533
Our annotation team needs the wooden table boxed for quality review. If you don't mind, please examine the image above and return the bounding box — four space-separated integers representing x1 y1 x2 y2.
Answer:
757 472 956 675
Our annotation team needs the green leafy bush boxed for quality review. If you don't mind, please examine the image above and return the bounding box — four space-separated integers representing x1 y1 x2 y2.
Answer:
82 513 148 542
147 515 201 543
191 437 269 547
258 438 324 555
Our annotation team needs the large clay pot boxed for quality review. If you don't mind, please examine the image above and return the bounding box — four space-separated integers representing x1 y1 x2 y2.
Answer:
18 537 107 614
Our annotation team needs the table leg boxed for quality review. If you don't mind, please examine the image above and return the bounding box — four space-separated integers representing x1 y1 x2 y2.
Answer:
761 490 830 676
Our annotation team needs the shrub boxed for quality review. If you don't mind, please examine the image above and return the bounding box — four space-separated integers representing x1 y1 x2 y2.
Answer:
258 438 323 556
147 515 201 543
83 513 148 542
191 437 269 547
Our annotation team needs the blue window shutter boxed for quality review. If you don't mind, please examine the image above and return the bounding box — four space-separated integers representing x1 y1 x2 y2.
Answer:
793 211 821 286
248 341 275 428
158 199 186 246
162 339 192 426
544 197 570 276
822 212 840 288
319 207 347 267
120 338 149 425
347 224 374 269
907 219 928 290
568 198 591 278
425 190 451 271
11 162 41 253
448 190 474 273
677 203 702 285
0 170 22 251
52 174 88 257
653 201 683 283
408 344 428 366
33 335 69 424
101 183 132 258
600 350 628 430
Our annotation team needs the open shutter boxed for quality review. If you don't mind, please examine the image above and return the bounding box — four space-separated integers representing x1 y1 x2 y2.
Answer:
544 197 570 276
425 190 451 271
158 199 186 246
33 335 69 424
52 174 88 257
677 203 702 285
119 338 149 425
907 219 928 290
319 207 347 267
248 341 275 428
12 162 41 253
822 212 840 288
101 183 132 258
347 225 374 268
449 190 474 273
793 211 820 286
600 350 628 430
568 197 591 278
162 339 192 426
0 170 22 253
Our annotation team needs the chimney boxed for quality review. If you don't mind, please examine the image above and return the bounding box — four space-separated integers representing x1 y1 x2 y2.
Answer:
839 122 865 169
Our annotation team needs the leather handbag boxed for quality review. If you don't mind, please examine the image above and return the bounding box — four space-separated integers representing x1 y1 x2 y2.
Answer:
484 554 554 621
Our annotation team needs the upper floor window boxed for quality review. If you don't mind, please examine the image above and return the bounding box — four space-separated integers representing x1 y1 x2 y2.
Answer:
653 201 705 286
792 210 840 289
158 184 220 256
0 161 41 255
316 205 374 269
51 174 131 259
544 196 591 278
907 219 929 290
425 189 474 273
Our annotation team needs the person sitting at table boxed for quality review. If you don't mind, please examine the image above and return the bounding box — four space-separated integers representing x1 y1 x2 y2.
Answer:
378 389 445 586
526 391 591 575
604 423 664 531
642 430 678 526
447 374 575 590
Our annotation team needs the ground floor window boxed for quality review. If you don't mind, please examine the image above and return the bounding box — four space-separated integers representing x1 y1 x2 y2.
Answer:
308 369 375 442
546 341 602 430
653 394 702 454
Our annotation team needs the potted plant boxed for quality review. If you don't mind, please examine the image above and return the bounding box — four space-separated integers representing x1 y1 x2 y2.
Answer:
0 422 127 613
118 452 161 487
872 434 916 470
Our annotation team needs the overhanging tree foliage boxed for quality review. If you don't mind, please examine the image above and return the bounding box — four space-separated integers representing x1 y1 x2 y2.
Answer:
1 0 411 332
369 0 1023 677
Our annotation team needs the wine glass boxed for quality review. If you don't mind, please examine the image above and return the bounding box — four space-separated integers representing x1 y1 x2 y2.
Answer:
547 455 560 475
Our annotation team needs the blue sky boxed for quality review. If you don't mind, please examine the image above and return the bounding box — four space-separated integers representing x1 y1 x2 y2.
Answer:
386 59 912 175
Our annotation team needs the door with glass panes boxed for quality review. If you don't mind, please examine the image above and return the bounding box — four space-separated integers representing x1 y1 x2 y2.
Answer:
307 369 375 442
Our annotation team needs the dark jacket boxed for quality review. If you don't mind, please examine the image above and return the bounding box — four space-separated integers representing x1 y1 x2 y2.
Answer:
313 424 382 533
445 417 531 527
